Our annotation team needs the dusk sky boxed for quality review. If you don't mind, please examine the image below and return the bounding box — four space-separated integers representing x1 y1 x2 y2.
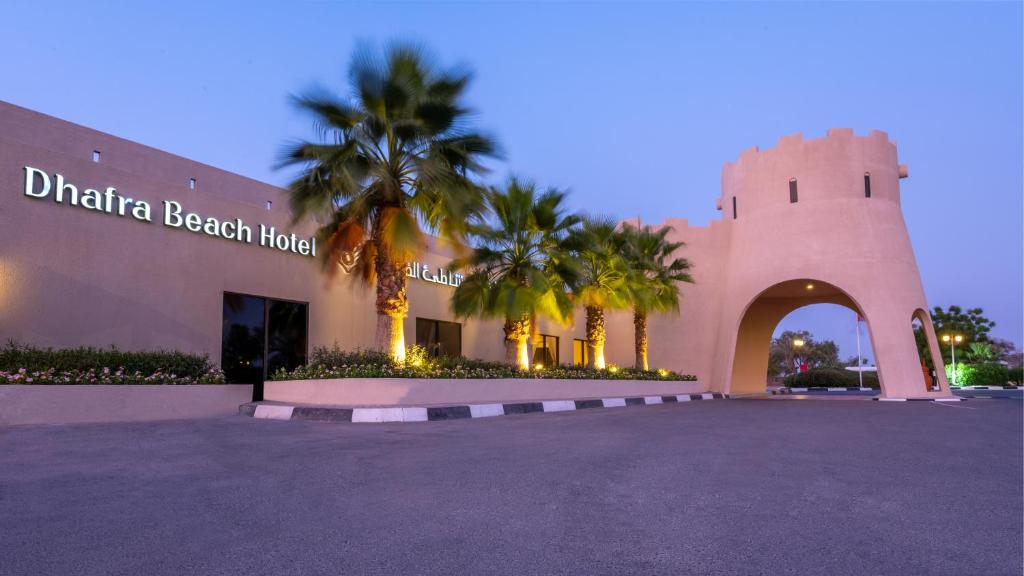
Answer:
2 1 1020 360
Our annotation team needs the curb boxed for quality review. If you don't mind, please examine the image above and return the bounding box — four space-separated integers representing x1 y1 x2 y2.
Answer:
950 385 1021 390
239 393 728 424
871 397 965 402
772 387 876 394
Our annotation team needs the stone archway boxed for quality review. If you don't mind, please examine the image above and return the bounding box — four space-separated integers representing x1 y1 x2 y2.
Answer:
728 279 876 396
725 278 953 398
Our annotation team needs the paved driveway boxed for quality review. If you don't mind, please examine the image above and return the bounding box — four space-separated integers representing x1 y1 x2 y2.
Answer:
1 399 1020 575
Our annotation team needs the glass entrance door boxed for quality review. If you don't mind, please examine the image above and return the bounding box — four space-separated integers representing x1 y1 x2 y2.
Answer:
222 292 308 400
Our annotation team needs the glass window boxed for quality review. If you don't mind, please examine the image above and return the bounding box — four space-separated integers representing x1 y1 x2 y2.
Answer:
222 292 308 399
416 318 462 357
533 334 559 367
267 299 308 377
222 293 266 386
573 339 589 367
864 173 871 198
789 178 798 203
732 196 737 219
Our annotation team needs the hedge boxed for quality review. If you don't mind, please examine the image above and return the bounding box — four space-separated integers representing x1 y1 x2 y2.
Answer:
0 342 224 384
783 367 880 389
271 345 696 381
945 363 1010 386
1010 367 1023 386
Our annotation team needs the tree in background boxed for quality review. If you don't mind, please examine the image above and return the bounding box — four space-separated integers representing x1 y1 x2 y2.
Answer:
619 224 693 370
566 218 631 369
450 178 580 369
281 43 498 362
918 305 997 364
767 330 841 378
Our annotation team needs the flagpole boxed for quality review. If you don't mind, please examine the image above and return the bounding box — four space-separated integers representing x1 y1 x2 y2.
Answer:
855 313 864 388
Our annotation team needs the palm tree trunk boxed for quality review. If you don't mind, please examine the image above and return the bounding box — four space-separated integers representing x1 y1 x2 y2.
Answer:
585 305 606 369
634 309 648 371
373 227 409 363
504 315 531 370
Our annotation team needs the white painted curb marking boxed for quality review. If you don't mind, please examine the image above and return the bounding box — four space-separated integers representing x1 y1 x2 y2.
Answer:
542 400 576 412
469 404 504 418
253 405 294 420
602 398 626 408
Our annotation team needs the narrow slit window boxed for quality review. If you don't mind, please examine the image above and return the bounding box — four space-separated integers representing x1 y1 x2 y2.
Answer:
789 178 798 203
732 196 737 219
265 201 273 211
864 173 871 198
189 178 196 190
92 150 101 163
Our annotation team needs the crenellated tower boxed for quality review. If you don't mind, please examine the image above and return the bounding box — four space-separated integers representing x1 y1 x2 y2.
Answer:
636 129 952 399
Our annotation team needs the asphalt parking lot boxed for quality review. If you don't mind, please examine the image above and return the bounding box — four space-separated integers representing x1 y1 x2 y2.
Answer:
1 399 1020 576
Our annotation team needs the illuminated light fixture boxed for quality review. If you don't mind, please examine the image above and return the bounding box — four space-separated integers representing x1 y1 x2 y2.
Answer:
792 338 805 348
533 363 544 371
805 283 815 290
942 333 965 386
608 366 619 373
658 369 668 377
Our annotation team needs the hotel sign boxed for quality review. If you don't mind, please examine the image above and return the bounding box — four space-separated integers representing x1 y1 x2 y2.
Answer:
20 166 317 257
405 262 463 287
336 251 464 288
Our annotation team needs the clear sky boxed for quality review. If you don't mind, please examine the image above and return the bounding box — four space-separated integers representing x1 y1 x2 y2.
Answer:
2 1 1021 360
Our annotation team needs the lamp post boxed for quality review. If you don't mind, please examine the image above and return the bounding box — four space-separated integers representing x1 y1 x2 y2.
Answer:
941 333 963 386
792 338 805 374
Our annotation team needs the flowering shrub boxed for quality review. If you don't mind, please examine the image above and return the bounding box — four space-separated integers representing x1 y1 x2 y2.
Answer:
0 343 225 385
271 345 696 381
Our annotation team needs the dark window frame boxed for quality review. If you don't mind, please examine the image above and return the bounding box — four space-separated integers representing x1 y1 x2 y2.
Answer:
731 196 737 219
222 291 309 399
864 172 871 198
573 338 589 367
534 334 560 367
415 317 463 358
789 178 798 203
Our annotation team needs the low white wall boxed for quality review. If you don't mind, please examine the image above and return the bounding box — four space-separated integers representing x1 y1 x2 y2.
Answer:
0 385 253 426
265 378 706 407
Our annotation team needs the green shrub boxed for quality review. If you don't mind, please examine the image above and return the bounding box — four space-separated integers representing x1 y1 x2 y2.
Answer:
271 345 696 381
1009 367 1023 386
0 342 224 384
946 362 1010 386
784 367 880 389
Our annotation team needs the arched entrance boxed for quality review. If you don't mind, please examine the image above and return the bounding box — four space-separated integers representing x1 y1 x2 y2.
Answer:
730 279 871 395
727 279 953 398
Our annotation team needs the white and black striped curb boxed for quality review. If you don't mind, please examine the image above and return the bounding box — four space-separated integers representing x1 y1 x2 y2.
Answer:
771 387 876 394
872 397 965 402
239 393 728 424
950 385 1021 390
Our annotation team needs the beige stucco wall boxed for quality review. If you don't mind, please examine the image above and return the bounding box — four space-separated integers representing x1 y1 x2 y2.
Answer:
265 378 705 407
0 101 589 369
0 102 950 399
0 385 253 426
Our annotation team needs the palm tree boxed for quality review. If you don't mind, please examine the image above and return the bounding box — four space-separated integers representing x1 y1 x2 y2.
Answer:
620 224 693 370
566 218 631 369
450 178 580 369
281 43 498 362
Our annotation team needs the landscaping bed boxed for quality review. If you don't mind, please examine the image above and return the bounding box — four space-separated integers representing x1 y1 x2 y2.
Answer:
271 346 696 382
0 344 240 426
0 343 225 384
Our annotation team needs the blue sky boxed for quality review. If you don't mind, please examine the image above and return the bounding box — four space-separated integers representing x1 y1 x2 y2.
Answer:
2 1 1021 360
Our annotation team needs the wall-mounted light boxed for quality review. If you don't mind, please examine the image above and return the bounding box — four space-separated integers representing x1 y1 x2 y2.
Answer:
805 283 815 291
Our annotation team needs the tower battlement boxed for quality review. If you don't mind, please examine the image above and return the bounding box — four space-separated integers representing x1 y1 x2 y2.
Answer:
717 129 908 218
